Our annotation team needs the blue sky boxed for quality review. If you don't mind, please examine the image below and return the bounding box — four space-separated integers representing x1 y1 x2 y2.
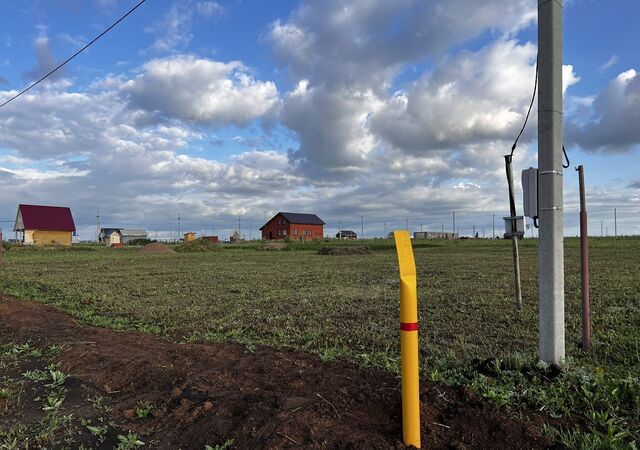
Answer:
0 0 639 239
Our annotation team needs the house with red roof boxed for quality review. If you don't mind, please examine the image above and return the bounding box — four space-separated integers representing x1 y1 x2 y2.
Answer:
14 204 76 246
260 212 325 240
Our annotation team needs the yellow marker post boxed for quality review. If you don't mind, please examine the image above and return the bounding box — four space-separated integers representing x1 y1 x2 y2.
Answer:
394 230 421 448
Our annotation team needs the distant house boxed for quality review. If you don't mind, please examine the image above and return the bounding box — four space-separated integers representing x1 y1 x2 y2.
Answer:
336 230 357 240
99 228 148 246
14 204 76 246
183 232 197 242
202 235 219 243
260 212 325 240
120 230 148 244
229 230 241 242
414 231 459 240
99 228 122 246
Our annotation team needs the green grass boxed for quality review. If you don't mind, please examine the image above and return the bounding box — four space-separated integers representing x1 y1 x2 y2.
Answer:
0 237 638 447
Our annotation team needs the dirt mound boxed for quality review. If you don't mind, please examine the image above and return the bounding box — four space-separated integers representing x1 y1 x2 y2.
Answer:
318 245 371 255
140 242 175 254
0 294 555 450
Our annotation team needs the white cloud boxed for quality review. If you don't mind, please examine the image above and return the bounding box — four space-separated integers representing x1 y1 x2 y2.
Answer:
120 55 279 126
371 40 539 154
146 1 225 53
598 54 619 73
268 0 537 87
567 69 640 153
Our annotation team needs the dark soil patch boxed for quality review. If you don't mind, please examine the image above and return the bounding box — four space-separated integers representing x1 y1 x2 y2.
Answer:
317 246 371 256
140 242 175 254
0 294 555 449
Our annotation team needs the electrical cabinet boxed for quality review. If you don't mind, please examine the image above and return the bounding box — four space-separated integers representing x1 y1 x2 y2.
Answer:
521 167 538 219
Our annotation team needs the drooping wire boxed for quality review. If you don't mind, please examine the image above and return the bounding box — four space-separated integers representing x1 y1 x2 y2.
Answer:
0 0 147 110
510 56 538 157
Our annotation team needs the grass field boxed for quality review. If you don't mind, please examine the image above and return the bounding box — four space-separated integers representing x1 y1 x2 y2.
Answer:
0 237 639 447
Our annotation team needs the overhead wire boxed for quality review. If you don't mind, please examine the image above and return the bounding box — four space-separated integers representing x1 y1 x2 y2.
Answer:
0 0 146 110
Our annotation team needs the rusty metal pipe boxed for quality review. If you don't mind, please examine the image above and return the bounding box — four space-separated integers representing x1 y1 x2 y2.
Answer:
577 165 590 351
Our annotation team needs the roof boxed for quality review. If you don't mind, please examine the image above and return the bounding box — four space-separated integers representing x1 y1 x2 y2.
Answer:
119 229 148 237
260 212 325 230
337 230 357 236
15 204 75 232
100 228 120 236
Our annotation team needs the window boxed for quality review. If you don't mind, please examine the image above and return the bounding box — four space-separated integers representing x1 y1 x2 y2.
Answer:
294 228 298 236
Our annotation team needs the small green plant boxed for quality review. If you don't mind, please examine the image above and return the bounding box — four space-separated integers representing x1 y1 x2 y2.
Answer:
45 366 68 387
86 424 108 440
22 369 49 382
134 400 154 419
205 439 235 450
116 433 144 449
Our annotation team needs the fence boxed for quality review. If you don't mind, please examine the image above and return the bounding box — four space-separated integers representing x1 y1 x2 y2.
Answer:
3 204 636 244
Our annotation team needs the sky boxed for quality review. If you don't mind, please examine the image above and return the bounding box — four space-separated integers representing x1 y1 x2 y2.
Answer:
0 0 639 240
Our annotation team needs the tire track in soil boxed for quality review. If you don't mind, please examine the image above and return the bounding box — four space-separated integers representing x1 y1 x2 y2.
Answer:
0 294 555 449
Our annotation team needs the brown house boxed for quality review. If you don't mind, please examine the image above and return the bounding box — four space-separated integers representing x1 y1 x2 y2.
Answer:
14 204 76 246
260 212 325 240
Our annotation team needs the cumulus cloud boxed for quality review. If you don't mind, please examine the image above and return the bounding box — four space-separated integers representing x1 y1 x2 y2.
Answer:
371 40 539 153
0 83 299 232
567 69 640 153
282 82 384 176
271 0 539 179
268 0 536 87
120 55 279 126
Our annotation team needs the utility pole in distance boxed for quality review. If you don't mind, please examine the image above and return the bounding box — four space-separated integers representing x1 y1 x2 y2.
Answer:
96 211 100 243
492 214 495 238
452 211 456 234
538 0 565 365
614 208 617 238
361 216 364 239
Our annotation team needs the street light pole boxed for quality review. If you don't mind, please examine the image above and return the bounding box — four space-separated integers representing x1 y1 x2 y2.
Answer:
538 0 565 364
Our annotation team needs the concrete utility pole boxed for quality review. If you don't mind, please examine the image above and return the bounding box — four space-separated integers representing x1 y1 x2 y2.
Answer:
492 214 495 238
96 211 100 243
405 217 409 231
614 208 617 238
600 221 603 237
538 0 565 364
361 216 364 239
177 215 181 242
452 211 456 234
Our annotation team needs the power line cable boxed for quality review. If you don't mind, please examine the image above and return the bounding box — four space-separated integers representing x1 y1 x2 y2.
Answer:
0 0 146 110
510 56 538 157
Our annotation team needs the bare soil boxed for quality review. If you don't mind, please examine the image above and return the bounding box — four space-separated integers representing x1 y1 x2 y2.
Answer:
0 294 556 449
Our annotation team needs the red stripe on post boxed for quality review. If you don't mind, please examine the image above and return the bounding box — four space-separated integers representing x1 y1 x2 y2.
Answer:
400 322 419 332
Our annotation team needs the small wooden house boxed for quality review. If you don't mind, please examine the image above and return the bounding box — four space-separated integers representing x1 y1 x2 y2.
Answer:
99 228 148 246
14 204 76 246
183 232 197 242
